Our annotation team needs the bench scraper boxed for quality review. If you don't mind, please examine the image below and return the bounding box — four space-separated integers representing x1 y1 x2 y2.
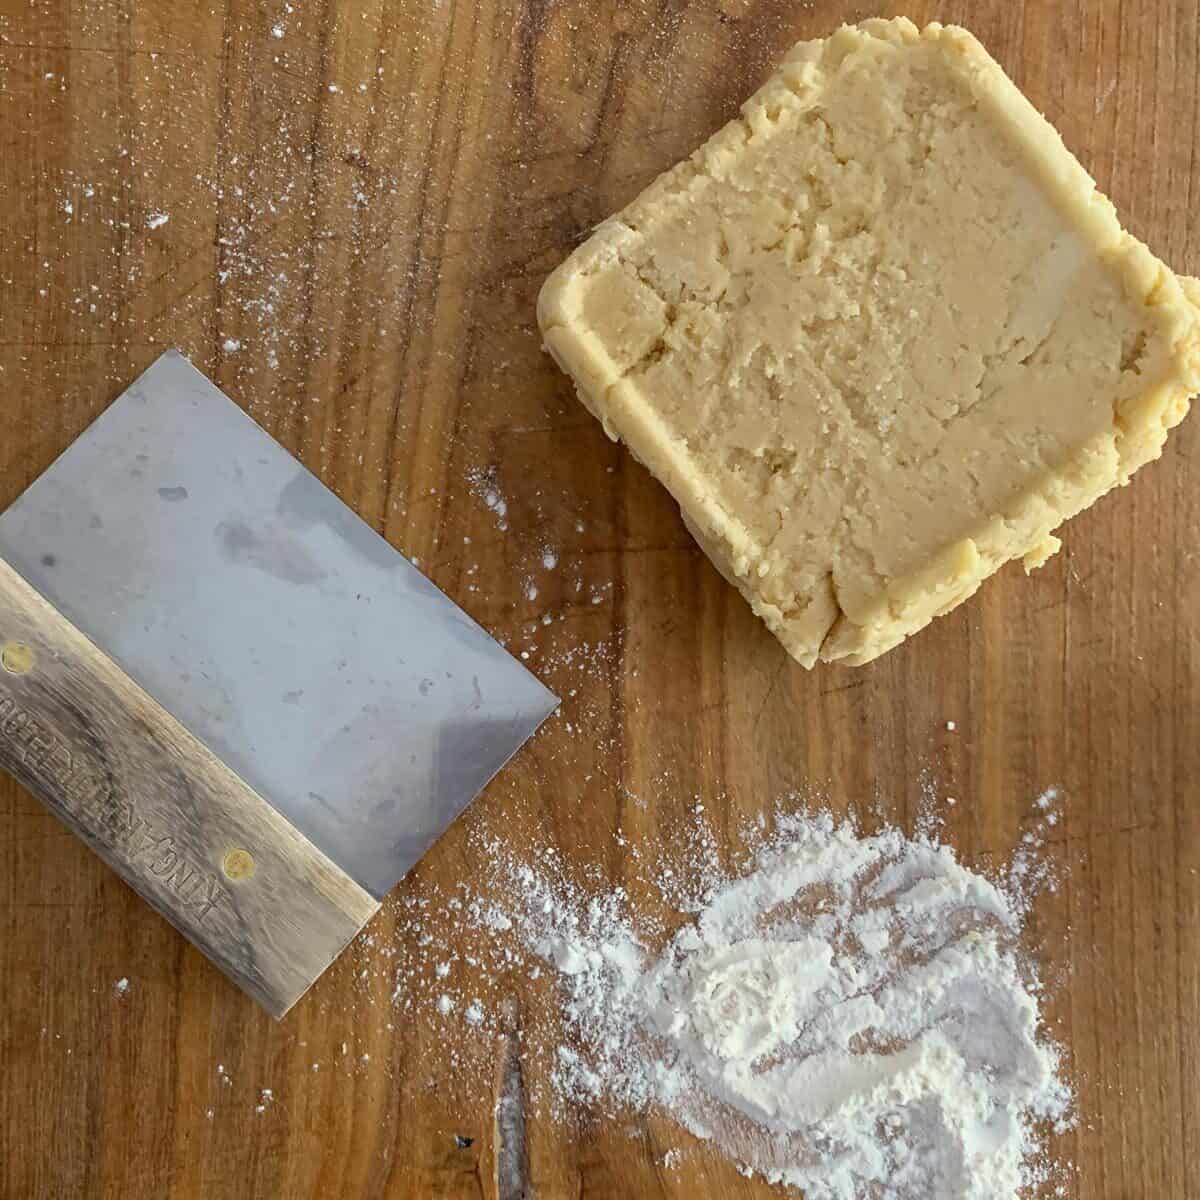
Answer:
0 350 557 1017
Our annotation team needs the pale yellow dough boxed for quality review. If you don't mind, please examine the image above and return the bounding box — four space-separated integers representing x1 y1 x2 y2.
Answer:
538 18 1200 667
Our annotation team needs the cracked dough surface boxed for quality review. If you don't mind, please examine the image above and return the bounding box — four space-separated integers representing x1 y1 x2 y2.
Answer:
538 18 1200 667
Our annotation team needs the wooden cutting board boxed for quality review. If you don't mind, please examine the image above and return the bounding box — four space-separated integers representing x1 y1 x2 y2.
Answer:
2 1 1197 1196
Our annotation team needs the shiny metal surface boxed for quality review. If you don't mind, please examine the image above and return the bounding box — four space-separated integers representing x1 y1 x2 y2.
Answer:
0 351 558 898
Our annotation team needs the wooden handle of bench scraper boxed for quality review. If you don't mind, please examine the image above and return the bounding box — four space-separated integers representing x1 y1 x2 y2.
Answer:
0 557 378 1017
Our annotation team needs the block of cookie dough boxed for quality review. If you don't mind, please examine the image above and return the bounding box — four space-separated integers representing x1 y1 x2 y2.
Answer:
538 18 1200 666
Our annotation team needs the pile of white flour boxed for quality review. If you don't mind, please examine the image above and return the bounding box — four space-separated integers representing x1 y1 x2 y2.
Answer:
475 809 1070 1199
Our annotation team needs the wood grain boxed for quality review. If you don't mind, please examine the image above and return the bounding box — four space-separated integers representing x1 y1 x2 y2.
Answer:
0 556 378 1018
1 1 1198 1197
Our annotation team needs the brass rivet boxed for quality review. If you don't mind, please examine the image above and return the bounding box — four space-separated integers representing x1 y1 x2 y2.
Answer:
1 642 35 675
222 848 255 881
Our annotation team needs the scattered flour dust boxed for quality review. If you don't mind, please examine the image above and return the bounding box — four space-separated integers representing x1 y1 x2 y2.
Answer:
466 806 1071 1200
465 465 509 532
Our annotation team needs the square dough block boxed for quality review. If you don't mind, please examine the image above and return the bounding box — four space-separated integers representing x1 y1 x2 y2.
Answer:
538 18 1200 667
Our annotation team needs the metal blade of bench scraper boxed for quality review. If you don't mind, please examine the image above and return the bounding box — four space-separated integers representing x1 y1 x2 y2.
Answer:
0 350 558 899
